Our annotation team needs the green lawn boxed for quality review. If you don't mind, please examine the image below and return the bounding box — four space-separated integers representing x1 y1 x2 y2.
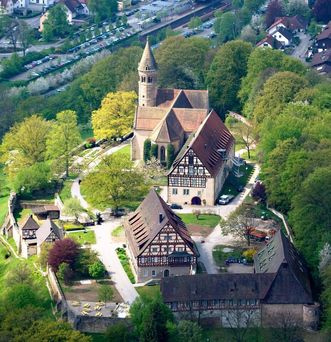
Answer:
67 230 96 245
116 247 135 284
178 214 220 228
113 144 130 158
59 179 73 201
220 163 254 198
111 226 124 237
241 149 257 162
136 285 160 300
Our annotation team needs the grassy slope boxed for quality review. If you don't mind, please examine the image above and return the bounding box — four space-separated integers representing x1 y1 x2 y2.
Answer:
67 230 96 245
0 166 10 226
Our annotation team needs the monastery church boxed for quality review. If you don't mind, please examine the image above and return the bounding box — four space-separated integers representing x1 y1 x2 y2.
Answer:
132 40 236 206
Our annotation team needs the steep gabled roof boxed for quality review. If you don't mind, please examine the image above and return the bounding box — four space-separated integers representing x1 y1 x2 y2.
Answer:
267 16 307 33
138 38 157 71
125 189 198 257
150 109 184 143
36 218 63 245
311 49 331 67
256 35 282 49
273 26 293 41
254 230 313 301
170 110 235 177
20 215 39 231
161 273 275 302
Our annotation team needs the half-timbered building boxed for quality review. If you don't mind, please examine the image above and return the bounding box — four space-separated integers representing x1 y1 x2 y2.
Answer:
19 214 40 258
167 110 235 206
124 188 199 283
36 218 64 254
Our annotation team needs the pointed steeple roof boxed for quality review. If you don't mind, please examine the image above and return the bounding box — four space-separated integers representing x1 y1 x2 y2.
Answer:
138 38 157 71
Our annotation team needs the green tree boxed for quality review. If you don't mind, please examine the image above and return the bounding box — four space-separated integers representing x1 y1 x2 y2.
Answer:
5 284 38 309
290 167 331 269
12 162 52 195
144 139 152 163
46 110 81 177
214 12 241 43
253 71 308 125
130 296 174 342
105 323 132 342
207 40 252 114
88 0 118 22
88 261 106 278
92 91 137 140
18 320 92 342
167 144 175 169
42 4 71 41
169 320 203 342
81 154 148 210
57 262 74 285
6 262 32 286
151 143 158 159
188 17 202 29
62 198 85 222
0 115 51 180
156 36 210 89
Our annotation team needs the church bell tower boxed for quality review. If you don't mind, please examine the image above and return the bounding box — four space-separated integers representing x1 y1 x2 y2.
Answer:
138 38 158 107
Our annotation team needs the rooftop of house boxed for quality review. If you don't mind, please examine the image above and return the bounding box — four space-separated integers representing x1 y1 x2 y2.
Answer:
311 49 331 67
31 205 60 215
170 110 235 177
161 230 314 305
138 38 157 72
124 188 199 258
317 22 331 41
20 214 40 231
267 15 307 32
36 218 63 245
273 26 293 41
256 35 282 49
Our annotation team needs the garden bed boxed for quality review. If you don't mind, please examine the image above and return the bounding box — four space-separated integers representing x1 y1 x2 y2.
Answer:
178 214 220 237
116 247 135 284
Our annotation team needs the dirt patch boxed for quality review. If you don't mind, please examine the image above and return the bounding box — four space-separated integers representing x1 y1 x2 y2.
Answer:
187 224 213 237
63 279 123 303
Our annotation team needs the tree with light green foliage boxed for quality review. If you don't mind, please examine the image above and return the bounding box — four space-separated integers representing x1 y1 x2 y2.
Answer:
46 110 81 177
188 17 202 29
207 40 252 114
63 198 85 222
42 4 71 41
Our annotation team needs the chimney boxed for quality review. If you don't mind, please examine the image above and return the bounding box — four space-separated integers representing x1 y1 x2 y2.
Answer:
159 213 164 223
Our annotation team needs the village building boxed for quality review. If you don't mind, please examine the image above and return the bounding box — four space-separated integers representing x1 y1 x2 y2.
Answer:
167 110 235 206
267 16 307 35
271 27 293 47
19 214 40 258
32 204 60 220
315 22 331 52
311 49 331 76
161 230 319 329
256 35 282 49
131 39 210 163
36 218 64 254
124 188 199 283
0 0 14 14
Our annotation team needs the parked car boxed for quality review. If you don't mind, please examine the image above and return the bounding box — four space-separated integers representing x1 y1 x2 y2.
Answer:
217 194 235 205
111 208 126 217
170 203 183 210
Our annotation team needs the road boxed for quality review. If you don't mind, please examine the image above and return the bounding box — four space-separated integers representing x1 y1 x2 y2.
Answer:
93 219 139 305
291 31 310 63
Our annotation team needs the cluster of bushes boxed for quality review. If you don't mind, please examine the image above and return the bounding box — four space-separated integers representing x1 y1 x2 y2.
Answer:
116 247 135 284
43 238 106 285
84 137 96 149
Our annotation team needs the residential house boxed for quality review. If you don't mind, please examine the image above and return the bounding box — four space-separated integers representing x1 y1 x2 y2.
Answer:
19 214 40 258
0 0 14 14
132 39 210 163
167 110 235 206
267 16 307 35
271 27 293 47
36 218 64 254
315 22 331 52
124 188 199 283
161 230 319 329
256 35 282 49
311 49 331 76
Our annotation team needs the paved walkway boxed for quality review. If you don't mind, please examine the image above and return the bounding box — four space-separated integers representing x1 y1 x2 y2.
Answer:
93 220 139 305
